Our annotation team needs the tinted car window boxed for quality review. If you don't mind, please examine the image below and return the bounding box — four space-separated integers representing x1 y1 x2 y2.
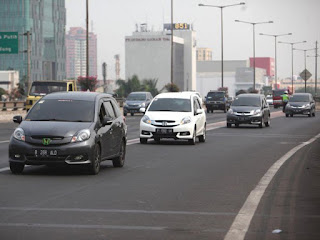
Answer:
289 95 310 102
148 98 191 112
104 101 116 119
127 93 146 101
29 82 67 96
111 99 121 117
232 97 261 107
207 92 225 101
26 99 95 122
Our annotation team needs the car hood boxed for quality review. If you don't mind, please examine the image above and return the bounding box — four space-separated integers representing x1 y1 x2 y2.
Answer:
231 106 261 113
144 111 193 122
125 100 145 105
288 102 309 107
19 121 93 137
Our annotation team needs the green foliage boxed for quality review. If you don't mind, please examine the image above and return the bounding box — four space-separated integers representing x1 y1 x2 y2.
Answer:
141 78 159 97
0 87 6 98
78 76 98 91
164 83 180 92
236 89 247 96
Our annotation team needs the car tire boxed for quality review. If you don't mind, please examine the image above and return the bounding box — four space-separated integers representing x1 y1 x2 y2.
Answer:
207 108 210 114
188 128 196 145
308 113 312 117
312 111 316 117
113 140 126 168
227 123 231 128
88 144 101 175
259 120 263 128
154 137 160 143
123 112 127 116
285 113 289 117
235 123 239 128
199 125 206 143
10 162 24 174
140 138 147 144
211 110 214 113
131 113 134 116
265 118 270 127
290 114 293 117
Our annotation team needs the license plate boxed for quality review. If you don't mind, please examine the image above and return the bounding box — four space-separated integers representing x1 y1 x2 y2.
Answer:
156 129 173 134
239 117 247 121
35 149 58 157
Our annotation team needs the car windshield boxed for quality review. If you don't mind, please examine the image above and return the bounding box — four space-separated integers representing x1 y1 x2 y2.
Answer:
207 92 225 101
289 95 310 102
148 98 191 112
273 90 286 97
232 97 261 107
29 82 67 96
26 99 95 122
127 93 146 101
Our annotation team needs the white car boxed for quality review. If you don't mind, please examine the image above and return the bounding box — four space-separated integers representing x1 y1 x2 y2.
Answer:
139 92 206 145
266 95 273 105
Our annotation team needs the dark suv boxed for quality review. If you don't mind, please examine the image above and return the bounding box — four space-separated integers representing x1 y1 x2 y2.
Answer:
205 91 228 113
9 92 127 175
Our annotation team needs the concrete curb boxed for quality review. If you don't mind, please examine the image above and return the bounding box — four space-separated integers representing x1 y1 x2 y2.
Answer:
0 110 26 123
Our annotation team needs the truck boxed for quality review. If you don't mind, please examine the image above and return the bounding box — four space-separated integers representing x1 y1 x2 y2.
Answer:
26 80 77 111
272 88 291 109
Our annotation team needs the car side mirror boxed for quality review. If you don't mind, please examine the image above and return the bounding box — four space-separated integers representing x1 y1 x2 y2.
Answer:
196 109 203 115
140 107 146 113
102 116 113 126
13 115 23 124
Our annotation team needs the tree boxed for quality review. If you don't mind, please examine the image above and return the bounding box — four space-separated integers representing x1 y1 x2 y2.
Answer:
247 88 259 94
236 89 247 96
164 83 179 92
115 75 142 98
77 76 97 91
0 87 6 99
141 78 159 97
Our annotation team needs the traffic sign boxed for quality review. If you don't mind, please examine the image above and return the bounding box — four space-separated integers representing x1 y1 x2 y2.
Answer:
300 69 312 81
0 32 18 54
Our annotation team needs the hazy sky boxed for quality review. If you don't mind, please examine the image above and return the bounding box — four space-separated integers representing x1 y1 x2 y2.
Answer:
66 0 320 80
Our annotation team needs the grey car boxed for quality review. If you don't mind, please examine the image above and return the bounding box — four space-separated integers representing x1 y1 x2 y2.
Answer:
226 94 270 128
9 92 127 175
123 92 153 116
285 93 316 117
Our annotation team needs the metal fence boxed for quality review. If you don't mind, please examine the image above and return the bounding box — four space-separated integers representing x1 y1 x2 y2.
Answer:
1 101 26 111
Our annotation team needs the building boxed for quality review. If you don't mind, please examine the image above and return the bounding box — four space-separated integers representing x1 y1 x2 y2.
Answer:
235 67 267 92
249 57 275 77
197 60 248 97
66 27 97 79
125 23 196 91
0 71 19 93
0 0 66 85
197 48 212 61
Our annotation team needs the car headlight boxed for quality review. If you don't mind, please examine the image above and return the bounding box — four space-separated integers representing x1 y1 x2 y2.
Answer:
181 116 191 125
254 109 262 115
140 102 146 107
71 129 91 143
228 109 234 115
286 103 291 108
13 128 25 141
123 102 128 107
142 115 152 124
302 104 310 108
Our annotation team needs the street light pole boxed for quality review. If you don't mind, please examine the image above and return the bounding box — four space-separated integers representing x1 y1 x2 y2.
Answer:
199 2 245 88
278 41 307 93
259 33 292 89
171 0 174 85
235 20 273 91
86 0 89 78
293 48 314 92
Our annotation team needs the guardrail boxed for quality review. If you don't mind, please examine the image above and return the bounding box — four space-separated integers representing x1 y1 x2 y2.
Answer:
1 101 26 111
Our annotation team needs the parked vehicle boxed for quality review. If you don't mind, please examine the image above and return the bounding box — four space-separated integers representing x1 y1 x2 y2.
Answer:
123 92 153 116
9 92 127 175
139 92 206 145
205 90 228 113
285 93 316 117
227 94 270 128
26 80 77 111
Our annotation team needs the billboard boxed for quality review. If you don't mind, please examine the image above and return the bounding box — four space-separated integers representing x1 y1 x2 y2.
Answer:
0 32 18 54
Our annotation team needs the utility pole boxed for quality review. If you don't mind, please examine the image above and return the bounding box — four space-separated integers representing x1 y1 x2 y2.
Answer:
102 62 107 93
316 41 318 95
86 0 89 78
23 31 32 93
170 0 174 85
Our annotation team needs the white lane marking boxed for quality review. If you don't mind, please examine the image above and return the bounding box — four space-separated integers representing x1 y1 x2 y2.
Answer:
0 207 236 216
0 222 165 231
0 140 9 144
224 132 320 240
0 167 9 173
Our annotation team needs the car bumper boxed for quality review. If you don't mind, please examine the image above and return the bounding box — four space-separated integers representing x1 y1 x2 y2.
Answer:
206 103 226 110
9 137 95 166
123 106 143 114
286 108 311 115
227 114 263 125
139 122 195 140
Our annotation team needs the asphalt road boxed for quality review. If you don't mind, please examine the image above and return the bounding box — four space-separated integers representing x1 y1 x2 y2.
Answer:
0 108 319 240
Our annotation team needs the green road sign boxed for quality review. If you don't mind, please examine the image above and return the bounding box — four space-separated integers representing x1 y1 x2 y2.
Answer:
0 32 18 54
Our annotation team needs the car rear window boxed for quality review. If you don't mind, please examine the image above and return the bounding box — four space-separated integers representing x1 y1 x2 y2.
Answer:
26 99 95 122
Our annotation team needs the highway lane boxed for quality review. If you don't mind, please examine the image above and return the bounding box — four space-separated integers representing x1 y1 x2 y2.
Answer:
0 110 319 239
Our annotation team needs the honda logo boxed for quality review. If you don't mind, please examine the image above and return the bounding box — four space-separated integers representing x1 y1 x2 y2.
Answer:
42 138 51 146
162 121 167 126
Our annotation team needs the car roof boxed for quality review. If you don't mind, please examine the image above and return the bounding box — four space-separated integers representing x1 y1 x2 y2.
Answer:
236 94 263 99
43 91 112 101
155 92 198 99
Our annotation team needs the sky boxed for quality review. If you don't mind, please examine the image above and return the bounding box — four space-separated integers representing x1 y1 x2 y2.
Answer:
65 0 320 80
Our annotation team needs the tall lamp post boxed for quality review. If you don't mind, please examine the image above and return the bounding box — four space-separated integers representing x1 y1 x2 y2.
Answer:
235 20 273 91
86 0 89 78
198 2 245 88
170 0 174 85
293 48 315 92
278 41 307 93
259 33 292 89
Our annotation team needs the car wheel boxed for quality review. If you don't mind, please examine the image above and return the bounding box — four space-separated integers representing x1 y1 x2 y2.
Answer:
88 144 101 175
123 112 127 116
227 123 231 128
259 120 263 128
235 123 239 128
312 111 316 117
10 162 24 174
285 113 289 117
211 110 214 113
154 137 160 143
113 140 126 168
308 113 312 117
265 118 270 127
140 138 147 144
188 127 196 145
207 108 210 113
199 125 206 143
290 114 293 117
131 113 134 116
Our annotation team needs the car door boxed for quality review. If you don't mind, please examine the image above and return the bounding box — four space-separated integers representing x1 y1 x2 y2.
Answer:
110 99 124 155
103 100 118 157
262 97 269 122
97 100 113 159
193 97 203 136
